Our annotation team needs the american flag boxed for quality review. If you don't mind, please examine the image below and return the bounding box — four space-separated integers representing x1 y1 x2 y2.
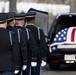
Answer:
51 27 76 51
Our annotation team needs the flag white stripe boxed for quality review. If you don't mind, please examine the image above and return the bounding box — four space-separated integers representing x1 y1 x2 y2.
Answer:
66 27 74 42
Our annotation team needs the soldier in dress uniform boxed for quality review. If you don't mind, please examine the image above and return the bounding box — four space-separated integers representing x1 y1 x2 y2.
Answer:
0 13 20 75
15 13 38 75
7 12 16 34
25 12 47 75
7 12 28 75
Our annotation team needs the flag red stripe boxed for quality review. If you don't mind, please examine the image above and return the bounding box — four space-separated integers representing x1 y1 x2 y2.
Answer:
71 28 76 42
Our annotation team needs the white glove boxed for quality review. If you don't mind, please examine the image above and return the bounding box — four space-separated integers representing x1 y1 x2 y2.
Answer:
31 62 37 67
41 60 46 67
14 70 19 74
22 65 27 70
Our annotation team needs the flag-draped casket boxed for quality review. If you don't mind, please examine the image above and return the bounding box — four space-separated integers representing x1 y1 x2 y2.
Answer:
50 27 76 52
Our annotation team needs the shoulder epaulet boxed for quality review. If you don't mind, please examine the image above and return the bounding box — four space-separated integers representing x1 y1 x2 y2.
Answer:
26 28 30 31
8 30 15 34
37 27 40 29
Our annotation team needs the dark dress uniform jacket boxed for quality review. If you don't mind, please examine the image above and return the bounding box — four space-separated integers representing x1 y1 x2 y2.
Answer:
14 26 28 65
24 28 37 65
26 25 47 63
0 28 20 71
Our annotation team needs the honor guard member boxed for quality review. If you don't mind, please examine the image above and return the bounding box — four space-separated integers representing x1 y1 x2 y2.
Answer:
15 13 38 75
7 12 17 35
25 12 47 75
7 12 28 75
0 13 20 75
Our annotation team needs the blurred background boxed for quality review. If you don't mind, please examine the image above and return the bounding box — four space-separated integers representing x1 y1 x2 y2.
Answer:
0 0 76 28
